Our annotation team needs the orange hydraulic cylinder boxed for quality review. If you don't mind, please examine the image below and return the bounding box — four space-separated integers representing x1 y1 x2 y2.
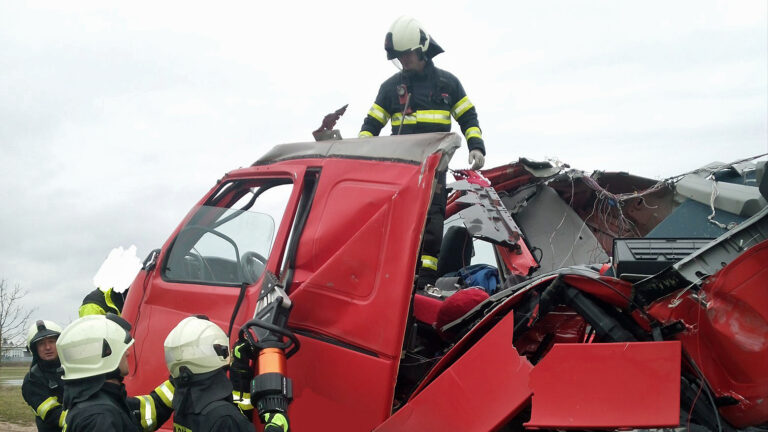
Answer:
258 347 286 375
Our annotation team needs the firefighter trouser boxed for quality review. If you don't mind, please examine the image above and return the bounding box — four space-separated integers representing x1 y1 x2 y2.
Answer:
419 171 447 282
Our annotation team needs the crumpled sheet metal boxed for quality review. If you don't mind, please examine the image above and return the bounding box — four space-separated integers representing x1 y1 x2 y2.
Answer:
448 179 523 246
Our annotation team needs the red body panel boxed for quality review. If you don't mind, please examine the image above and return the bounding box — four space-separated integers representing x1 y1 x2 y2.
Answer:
283 155 439 429
375 312 533 432
526 342 682 429
648 239 768 428
286 336 397 431
288 156 437 356
123 150 440 430
497 242 539 277
123 166 309 398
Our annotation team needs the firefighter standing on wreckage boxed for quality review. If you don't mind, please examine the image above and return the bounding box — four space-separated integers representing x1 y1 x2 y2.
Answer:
359 15 487 289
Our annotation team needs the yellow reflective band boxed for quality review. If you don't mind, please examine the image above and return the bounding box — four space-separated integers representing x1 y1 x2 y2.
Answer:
421 255 438 271
154 380 174 408
59 410 67 428
392 110 451 126
138 395 156 431
367 103 390 125
416 110 451 124
173 424 192 432
464 126 482 141
451 96 474 119
78 303 106 317
391 113 417 126
104 288 120 316
263 413 289 432
358 130 373 138
36 396 60 419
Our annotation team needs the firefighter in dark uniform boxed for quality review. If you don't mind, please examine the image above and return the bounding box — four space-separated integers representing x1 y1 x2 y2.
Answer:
79 287 125 317
22 317 173 431
163 316 267 432
359 15 486 289
22 320 66 431
57 314 140 431
126 377 175 431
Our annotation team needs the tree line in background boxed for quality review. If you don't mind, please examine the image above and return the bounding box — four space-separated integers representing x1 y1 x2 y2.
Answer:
0 279 33 365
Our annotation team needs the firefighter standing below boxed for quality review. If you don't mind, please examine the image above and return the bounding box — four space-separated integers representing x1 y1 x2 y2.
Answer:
163 316 262 432
359 16 486 289
79 287 125 317
79 244 142 317
22 320 66 432
57 314 140 431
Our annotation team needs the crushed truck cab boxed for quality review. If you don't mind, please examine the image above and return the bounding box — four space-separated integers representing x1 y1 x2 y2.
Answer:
124 133 463 430
122 132 768 431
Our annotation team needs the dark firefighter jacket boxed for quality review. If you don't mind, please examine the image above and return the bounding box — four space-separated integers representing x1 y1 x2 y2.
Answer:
79 288 125 317
63 378 140 432
57 373 172 432
126 379 175 431
171 368 254 432
359 61 485 155
22 359 66 431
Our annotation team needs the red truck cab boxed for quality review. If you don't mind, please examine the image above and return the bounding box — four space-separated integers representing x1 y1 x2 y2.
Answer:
122 132 768 431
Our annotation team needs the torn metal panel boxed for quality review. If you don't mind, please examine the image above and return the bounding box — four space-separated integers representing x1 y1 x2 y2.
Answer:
526 342 681 429
481 158 564 196
498 184 538 214
447 180 523 247
518 157 563 178
375 311 533 432
512 185 609 275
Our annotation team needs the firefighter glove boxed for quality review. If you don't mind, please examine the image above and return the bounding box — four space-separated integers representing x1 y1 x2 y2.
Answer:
263 413 289 432
230 337 255 393
468 149 485 170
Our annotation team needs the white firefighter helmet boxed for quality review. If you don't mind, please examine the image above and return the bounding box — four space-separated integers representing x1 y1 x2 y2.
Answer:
385 16 444 60
163 316 230 378
57 314 134 380
26 320 62 351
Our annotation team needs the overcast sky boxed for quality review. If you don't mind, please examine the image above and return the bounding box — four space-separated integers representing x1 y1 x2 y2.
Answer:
1 1 766 331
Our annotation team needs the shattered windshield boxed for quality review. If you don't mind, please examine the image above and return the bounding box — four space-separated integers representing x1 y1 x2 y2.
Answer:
163 181 291 286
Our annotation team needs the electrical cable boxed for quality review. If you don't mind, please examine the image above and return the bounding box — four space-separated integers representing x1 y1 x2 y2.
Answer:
682 351 723 432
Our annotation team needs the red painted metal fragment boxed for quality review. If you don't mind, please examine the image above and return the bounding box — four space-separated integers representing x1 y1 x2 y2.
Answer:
526 341 681 429
375 312 533 432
